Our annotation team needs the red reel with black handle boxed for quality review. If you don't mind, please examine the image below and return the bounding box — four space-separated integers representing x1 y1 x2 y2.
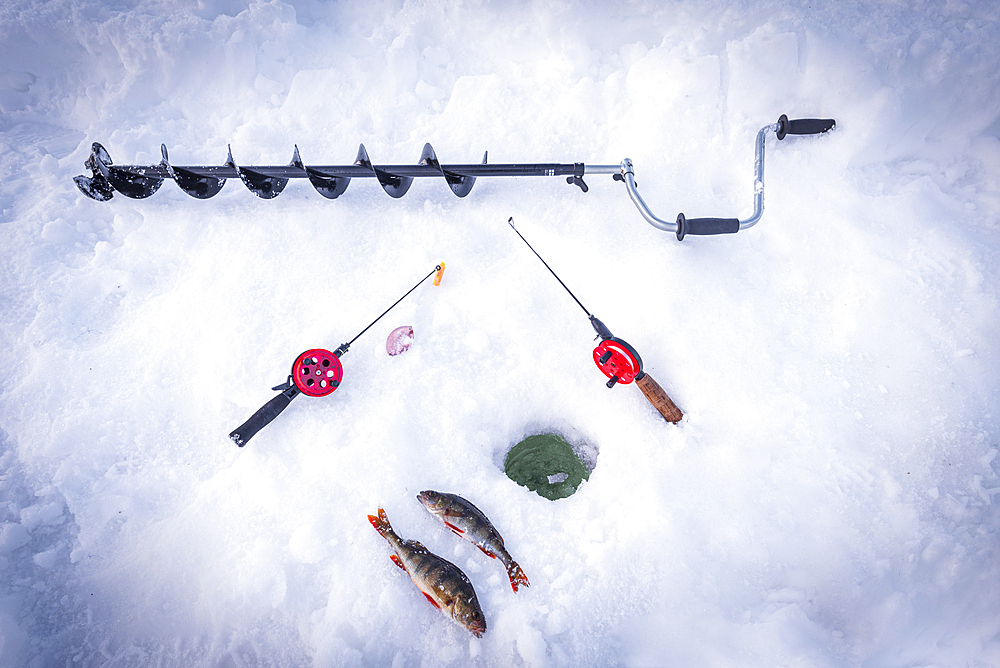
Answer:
291 349 343 397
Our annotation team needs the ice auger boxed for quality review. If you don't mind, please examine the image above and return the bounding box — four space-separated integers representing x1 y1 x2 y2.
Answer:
74 114 835 240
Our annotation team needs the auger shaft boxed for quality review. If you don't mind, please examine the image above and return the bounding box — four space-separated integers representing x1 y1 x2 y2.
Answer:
74 140 618 203
84 162 617 180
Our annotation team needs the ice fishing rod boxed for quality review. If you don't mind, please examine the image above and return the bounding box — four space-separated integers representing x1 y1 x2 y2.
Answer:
507 218 683 423
229 262 446 446
74 114 835 240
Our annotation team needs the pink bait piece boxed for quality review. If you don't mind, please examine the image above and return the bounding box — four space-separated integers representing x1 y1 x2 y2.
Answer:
386 326 414 356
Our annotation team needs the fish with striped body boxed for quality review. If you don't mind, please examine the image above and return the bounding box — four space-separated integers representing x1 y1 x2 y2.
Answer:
416 490 530 592
367 507 487 637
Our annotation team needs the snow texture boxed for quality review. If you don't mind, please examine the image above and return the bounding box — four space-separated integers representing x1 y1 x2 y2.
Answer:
1 0 999 666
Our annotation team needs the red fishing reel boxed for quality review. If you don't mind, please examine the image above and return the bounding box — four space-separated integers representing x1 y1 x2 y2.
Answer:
291 349 343 397
592 337 643 387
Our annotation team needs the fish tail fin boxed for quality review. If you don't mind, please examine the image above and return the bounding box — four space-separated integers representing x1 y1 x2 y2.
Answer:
368 507 393 537
507 561 530 592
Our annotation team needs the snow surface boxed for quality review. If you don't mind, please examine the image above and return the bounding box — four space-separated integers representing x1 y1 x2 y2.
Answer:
1 0 999 666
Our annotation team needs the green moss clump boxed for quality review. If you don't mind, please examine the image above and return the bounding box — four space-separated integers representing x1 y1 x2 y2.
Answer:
504 433 591 500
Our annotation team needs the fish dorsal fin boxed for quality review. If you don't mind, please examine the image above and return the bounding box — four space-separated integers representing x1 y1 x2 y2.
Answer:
459 496 488 520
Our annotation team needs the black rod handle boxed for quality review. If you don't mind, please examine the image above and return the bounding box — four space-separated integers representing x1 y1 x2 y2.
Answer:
675 214 740 241
777 115 836 140
229 389 298 447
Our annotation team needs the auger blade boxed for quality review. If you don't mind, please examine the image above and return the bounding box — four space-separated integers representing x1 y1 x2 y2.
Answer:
84 142 163 199
228 146 289 199
161 145 226 199
106 167 163 199
355 144 413 198
451 151 487 198
73 175 113 201
73 144 116 200
419 143 482 198
294 145 350 199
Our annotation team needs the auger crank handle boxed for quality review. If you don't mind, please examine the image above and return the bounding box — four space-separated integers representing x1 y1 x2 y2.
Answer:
620 112 836 239
229 386 299 447
776 115 836 140
674 214 740 241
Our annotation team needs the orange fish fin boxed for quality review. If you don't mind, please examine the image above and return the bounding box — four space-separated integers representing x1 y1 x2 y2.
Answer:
368 508 392 535
444 521 465 535
508 562 530 592
477 545 497 560
390 554 407 571
422 592 441 609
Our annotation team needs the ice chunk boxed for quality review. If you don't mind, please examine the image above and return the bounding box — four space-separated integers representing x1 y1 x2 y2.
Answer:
33 548 58 569
0 522 30 553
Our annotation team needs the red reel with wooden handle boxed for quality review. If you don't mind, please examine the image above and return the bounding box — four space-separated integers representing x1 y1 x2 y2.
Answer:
592 337 642 387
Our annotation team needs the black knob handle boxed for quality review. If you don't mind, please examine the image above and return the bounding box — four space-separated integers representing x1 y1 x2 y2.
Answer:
675 213 740 241
777 114 836 140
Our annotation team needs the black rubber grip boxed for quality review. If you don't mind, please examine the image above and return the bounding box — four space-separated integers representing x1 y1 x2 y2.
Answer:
675 213 740 241
229 390 296 447
776 114 836 140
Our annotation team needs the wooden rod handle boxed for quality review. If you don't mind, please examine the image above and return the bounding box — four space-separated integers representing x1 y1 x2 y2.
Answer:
635 372 683 423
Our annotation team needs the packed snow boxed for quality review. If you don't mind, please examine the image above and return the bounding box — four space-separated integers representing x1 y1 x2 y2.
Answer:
2 0 999 666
